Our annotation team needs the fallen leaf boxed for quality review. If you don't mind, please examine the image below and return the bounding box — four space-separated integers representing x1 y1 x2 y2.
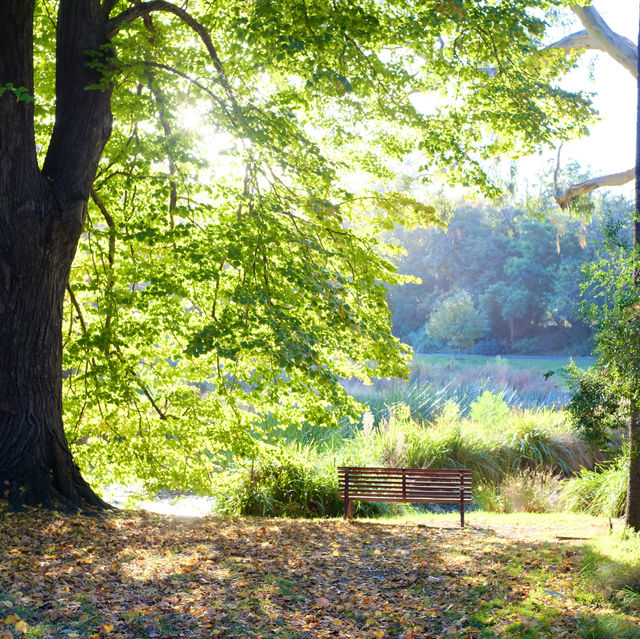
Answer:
13 620 28 636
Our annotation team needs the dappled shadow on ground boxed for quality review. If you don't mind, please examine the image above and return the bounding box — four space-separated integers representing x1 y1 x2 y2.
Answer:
1 507 639 638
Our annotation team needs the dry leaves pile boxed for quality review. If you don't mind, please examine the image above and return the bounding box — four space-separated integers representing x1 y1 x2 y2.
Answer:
0 509 638 638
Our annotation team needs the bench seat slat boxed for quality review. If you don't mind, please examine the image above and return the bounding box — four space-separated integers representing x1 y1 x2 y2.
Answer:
341 496 473 504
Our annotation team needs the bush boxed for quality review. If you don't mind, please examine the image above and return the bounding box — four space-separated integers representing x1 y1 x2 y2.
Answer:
474 470 562 513
472 337 500 355
214 441 388 518
407 330 445 353
469 391 511 427
501 418 575 475
214 442 342 518
561 455 627 517
497 470 563 513
339 393 594 487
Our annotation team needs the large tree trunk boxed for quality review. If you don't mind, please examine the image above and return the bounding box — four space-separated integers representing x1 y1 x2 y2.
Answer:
0 190 107 509
627 10 640 532
626 410 640 530
0 0 113 510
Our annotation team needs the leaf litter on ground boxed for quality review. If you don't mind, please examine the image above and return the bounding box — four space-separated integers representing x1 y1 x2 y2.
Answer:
0 507 639 638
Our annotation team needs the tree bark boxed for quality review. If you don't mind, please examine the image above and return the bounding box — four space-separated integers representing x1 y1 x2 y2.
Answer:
626 9 640 532
626 409 640 530
0 0 113 510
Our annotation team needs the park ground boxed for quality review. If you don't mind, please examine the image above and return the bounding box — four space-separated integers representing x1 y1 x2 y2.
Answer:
1 509 639 639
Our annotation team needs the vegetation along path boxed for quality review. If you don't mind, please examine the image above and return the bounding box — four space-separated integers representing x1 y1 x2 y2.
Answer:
1 511 639 638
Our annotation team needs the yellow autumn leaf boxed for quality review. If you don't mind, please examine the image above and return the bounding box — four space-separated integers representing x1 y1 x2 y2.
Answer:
102 623 115 633
332 550 340 556
2 615 19 625
13 619 28 636
365 616 377 625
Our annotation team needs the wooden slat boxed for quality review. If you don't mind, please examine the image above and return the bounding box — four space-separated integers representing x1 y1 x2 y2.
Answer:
339 467 470 476
340 486 471 499
339 481 472 489
340 497 473 504
339 493 472 502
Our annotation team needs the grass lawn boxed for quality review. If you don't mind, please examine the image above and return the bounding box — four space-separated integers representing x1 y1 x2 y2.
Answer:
413 354 594 376
1 508 639 638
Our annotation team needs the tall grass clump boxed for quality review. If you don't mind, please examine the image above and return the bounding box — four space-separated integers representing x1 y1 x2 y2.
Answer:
213 441 388 518
214 441 342 518
561 455 627 517
340 403 502 481
475 470 563 513
340 393 593 487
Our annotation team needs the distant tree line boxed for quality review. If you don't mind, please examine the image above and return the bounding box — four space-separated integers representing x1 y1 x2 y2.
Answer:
388 193 633 356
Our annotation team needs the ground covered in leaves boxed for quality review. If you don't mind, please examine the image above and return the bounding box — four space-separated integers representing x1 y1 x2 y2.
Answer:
1 509 639 638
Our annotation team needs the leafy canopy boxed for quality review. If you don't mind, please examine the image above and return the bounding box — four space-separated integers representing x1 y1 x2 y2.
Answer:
30 0 592 490
426 290 488 351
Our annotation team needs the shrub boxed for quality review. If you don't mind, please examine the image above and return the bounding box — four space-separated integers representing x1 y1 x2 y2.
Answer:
214 442 342 518
474 470 562 513
561 455 627 517
339 394 593 486
472 337 500 355
214 441 389 518
469 391 511 427
502 419 572 474
497 469 563 513
569 462 628 518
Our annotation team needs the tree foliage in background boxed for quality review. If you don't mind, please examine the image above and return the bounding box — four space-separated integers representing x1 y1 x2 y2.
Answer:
425 290 487 353
389 195 633 355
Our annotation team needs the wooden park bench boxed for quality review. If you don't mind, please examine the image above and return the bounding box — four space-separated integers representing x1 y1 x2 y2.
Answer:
338 467 472 527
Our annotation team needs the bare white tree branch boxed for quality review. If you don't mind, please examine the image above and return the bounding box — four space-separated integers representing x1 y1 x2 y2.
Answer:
556 168 635 209
570 4 638 79
546 30 600 55
551 4 637 208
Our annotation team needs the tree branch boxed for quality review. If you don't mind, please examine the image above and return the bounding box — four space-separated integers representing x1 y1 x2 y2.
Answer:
570 4 638 79
43 0 113 203
101 0 119 20
106 2 235 100
142 61 227 112
546 29 599 54
66 284 88 334
555 168 635 209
